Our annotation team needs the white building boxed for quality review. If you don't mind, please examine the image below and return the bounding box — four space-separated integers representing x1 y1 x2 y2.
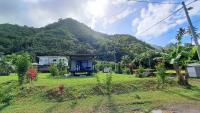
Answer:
37 56 68 66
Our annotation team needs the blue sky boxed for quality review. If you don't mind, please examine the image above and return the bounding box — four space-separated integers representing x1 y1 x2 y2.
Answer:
0 0 199 46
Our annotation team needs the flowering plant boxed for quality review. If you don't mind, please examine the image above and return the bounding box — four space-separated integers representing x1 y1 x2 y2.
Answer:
27 66 37 80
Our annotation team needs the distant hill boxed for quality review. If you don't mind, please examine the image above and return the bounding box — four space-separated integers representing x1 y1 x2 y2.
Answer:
0 18 154 61
151 44 162 49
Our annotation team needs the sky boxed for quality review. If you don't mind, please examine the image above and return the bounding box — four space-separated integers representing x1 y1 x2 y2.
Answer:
0 0 200 46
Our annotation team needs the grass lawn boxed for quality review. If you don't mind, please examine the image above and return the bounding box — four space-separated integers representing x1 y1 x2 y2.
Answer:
166 70 186 74
0 73 200 113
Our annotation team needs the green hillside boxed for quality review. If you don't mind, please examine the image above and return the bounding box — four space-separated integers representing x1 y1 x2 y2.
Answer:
0 18 154 60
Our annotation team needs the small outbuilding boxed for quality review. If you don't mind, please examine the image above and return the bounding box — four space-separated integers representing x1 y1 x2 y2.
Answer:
187 63 200 78
68 54 95 76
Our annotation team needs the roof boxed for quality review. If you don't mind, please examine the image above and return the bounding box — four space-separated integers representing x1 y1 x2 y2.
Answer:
187 63 200 67
67 54 96 57
37 56 67 58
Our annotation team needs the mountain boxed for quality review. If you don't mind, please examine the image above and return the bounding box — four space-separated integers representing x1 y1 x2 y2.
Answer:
151 44 162 49
0 18 154 61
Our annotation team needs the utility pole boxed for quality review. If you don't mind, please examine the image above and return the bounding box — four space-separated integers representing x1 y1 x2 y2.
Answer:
182 1 200 60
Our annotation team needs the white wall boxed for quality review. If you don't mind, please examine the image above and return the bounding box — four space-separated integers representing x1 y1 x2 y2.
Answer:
38 56 68 65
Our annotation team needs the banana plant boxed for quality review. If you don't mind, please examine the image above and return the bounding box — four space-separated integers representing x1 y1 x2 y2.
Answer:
156 28 197 86
168 28 197 86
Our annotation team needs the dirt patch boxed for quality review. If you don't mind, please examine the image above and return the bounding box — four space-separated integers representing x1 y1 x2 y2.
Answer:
152 102 200 113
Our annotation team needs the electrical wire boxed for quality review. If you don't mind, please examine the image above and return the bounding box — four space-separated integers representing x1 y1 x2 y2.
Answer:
128 0 181 4
136 0 199 35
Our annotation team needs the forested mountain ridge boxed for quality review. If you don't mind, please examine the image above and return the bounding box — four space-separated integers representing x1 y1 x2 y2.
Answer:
0 18 154 61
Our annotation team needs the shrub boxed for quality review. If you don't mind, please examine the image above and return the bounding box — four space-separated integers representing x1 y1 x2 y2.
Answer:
27 66 37 83
0 58 12 76
155 63 167 87
0 92 14 104
57 60 68 76
49 64 59 77
95 61 115 72
115 63 122 74
105 73 112 95
0 82 15 104
138 66 145 77
123 67 131 75
16 53 30 85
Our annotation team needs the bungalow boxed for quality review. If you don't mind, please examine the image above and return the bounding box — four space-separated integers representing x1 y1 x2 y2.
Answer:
37 56 68 71
68 54 95 76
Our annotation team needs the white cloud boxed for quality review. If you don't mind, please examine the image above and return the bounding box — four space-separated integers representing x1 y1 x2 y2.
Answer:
132 3 176 40
131 0 200 41
84 0 135 29
116 8 133 19
21 0 40 3
186 0 200 16
1 0 198 39
0 0 135 32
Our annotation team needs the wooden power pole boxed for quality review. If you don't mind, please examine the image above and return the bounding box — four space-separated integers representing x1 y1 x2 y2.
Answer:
182 1 200 60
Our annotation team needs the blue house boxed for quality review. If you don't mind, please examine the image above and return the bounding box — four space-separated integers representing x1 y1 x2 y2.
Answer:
68 54 95 76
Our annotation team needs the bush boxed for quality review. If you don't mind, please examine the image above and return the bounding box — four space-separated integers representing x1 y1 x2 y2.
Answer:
95 61 115 72
138 66 145 77
0 58 12 76
0 93 14 104
16 53 30 85
105 73 112 95
57 60 68 76
49 64 59 77
123 67 131 75
115 63 122 74
155 63 167 87
0 82 16 104
27 66 37 83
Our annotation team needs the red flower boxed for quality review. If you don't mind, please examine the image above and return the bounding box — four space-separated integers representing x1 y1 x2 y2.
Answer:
27 67 37 80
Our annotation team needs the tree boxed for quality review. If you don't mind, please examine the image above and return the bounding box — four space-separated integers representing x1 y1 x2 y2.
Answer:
161 28 197 86
16 53 31 85
57 59 68 76
0 57 12 76
121 55 132 74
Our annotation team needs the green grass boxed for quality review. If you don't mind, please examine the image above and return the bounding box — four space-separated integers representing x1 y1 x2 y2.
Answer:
0 73 200 113
166 69 185 74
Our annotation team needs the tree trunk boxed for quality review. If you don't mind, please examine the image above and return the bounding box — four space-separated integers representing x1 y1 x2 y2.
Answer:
184 67 190 86
173 64 189 86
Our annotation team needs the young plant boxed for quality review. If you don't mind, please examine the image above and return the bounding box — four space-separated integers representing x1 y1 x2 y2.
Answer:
123 67 131 75
27 66 37 83
57 60 68 76
49 64 59 77
155 62 167 87
105 73 112 95
138 66 145 78
16 53 30 85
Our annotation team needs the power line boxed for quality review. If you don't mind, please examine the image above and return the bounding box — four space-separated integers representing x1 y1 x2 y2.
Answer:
136 0 198 35
138 8 182 34
128 0 181 4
